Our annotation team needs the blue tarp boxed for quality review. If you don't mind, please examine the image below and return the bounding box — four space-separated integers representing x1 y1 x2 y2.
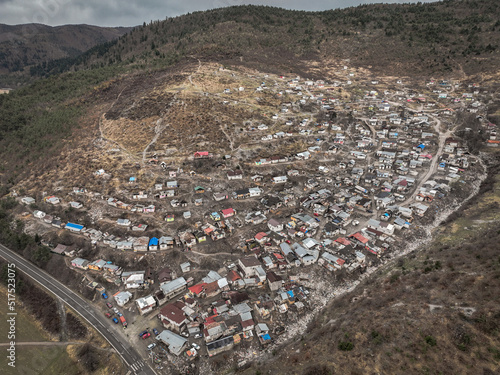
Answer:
261 334 271 341
65 222 83 231
417 144 425 149
286 290 294 298
149 237 159 246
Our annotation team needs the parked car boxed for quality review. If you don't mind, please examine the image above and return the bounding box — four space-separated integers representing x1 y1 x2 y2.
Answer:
106 302 113 309
113 307 119 314
117 312 123 317
102 293 108 299
147 343 156 350
142 333 151 339
105 313 112 318
191 343 200 350
285 240 291 244
180 331 189 338
139 330 149 338
193 333 203 339
112 318 119 324
153 328 159 336
264 242 272 246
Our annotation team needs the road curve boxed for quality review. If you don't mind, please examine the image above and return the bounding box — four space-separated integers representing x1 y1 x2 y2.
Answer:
0 243 156 375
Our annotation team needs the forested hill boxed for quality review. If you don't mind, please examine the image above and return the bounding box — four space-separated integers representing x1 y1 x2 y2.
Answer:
34 0 500 79
0 23 131 83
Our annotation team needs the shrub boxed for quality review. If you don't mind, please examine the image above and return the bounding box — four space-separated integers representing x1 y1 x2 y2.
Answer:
338 341 354 351
425 335 437 346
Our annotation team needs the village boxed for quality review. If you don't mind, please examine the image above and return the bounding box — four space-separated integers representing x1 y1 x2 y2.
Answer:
14 64 496 373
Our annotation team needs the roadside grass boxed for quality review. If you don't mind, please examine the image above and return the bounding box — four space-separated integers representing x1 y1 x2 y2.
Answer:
0 284 49 343
0 345 80 375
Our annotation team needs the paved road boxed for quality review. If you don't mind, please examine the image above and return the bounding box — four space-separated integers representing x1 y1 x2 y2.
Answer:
0 243 155 375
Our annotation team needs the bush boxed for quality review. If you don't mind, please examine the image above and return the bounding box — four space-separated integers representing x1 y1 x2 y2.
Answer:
338 341 354 351
425 335 437 346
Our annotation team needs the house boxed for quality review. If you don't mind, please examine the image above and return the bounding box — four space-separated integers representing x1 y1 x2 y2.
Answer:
88 259 106 270
207 336 234 357
159 236 175 250
124 273 145 289
133 236 149 251
158 267 177 284
272 176 288 184
268 219 283 232
21 197 36 205
213 192 228 201
113 291 132 307
227 170 243 180
156 330 188 356
136 295 157 315
249 187 262 197
45 196 60 205
221 208 235 218
160 302 188 332
180 262 191 273
148 237 159 251
51 244 69 256
194 151 210 159
266 271 283 291
117 218 131 226
238 256 262 278
71 258 89 270
159 277 187 301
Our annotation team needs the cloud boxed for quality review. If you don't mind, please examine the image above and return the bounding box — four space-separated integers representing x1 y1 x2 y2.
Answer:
0 0 440 27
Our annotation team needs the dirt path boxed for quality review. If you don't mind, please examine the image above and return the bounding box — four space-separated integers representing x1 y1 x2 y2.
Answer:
142 118 167 164
188 249 239 257
56 297 68 342
400 114 451 206
0 341 81 346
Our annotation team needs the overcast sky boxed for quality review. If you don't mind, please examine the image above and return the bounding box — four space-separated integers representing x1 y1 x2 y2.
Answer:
0 0 440 27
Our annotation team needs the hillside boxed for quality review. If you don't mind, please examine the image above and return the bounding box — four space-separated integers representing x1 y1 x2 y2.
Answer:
41 0 500 79
0 23 131 86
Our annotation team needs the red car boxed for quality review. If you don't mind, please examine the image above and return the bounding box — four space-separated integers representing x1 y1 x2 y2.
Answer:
142 333 151 339
105 313 112 318
285 240 291 244
106 302 113 309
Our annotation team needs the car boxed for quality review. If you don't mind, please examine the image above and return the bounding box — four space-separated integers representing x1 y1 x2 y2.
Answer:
285 240 291 244
106 302 113 309
180 331 189 338
117 312 123 317
147 343 156 350
139 330 149 338
313 213 319 216
105 312 112 318
113 307 119 314
102 293 108 299
153 328 159 336
366 209 373 213
142 333 151 339
314 217 320 222
352 220 360 226
112 318 119 324
193 333 203 339
264 242 272 246
191 343 200 350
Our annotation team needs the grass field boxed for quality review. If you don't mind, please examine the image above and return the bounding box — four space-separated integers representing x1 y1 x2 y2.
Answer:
0 345 81 375
0 285 49 343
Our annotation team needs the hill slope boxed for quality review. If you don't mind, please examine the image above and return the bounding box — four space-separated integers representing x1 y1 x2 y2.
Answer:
53 0 500 79
0 23 131 84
